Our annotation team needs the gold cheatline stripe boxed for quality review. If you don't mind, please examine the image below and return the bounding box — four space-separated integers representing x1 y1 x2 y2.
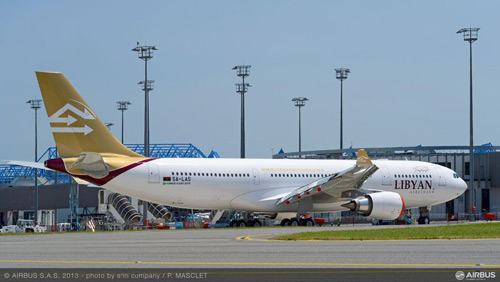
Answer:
0 260 499 267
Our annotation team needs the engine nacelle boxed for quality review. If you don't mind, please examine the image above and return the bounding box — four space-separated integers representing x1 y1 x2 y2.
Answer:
342 191 405 220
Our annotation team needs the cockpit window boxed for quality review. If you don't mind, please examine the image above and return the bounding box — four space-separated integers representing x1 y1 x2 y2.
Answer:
453 173 460 179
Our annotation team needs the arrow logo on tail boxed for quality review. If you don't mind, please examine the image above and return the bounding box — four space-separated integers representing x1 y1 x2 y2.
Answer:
52 125 93 136
49 102 96 136
49 103 95 124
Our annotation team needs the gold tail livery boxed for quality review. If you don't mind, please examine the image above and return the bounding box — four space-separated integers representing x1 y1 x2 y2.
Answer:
37 71 468 224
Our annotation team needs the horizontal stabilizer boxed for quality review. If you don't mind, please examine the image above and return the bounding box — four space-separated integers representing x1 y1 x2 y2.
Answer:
1 160 89 184
70 152 110 178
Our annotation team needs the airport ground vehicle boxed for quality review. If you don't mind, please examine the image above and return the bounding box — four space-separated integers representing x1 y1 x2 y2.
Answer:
0 219 46 233
483 209 497 221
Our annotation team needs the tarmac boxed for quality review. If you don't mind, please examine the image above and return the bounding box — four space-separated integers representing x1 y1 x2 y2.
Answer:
0 222 499 268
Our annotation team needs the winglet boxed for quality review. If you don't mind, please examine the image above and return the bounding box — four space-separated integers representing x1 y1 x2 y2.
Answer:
356 149 372 166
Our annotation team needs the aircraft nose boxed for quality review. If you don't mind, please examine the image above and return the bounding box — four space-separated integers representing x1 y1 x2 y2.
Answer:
457 178 468 196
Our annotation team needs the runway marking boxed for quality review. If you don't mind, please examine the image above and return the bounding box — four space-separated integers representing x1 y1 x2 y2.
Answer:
235 234 277 242
1 259 499 268
236 233 500 242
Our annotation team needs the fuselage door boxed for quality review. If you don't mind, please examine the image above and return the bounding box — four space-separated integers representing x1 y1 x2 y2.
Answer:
380 167 392 186
252 168 260 185
435 166 446 186
148 162 160 183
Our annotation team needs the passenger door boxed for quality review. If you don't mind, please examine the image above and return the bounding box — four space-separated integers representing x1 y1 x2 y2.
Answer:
148 162 160 183
379 167 392 186
252 168 260 185
435 166 446 186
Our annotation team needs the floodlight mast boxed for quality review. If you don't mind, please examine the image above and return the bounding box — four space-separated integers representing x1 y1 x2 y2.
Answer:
233 65 251 158
105 123 114 130
292 97 309 158
116 101 131 144
335 68 350 150
132 43 157 226
457 27 479 221
27 99 42 224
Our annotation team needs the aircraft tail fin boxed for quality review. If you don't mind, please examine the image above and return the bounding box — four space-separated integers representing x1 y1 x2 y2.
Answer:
36 72 142 158
356 149 372 166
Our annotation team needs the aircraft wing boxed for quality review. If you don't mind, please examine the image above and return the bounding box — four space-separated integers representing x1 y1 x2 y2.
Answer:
276 149 378 206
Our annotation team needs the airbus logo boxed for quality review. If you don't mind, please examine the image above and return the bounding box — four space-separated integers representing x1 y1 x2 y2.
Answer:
455 270 496 280
49 99 96 136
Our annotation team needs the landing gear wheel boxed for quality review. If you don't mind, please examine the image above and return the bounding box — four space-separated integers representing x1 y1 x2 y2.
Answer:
252 220 262 227
280 218 290 227
237 220 246 227
289 218 299 227
304 218 314 227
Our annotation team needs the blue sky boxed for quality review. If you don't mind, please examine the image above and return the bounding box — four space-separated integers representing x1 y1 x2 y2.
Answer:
1 1 499 160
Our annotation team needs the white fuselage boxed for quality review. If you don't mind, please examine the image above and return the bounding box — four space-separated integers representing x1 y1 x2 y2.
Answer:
103 158 467 213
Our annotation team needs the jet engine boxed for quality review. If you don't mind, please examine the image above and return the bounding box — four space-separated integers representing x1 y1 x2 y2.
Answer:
341 191 405 220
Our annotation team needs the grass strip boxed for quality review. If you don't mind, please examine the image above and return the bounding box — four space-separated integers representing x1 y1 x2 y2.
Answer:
274 222 500 241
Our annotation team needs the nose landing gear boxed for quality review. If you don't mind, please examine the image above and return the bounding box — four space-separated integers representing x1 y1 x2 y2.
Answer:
418 207 430 224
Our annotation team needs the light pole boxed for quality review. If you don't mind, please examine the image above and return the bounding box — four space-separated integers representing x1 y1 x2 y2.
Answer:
232 65 251 158
27 99 42 224
132 43 157 226
335 68 350 150
116 101 131 143
105 123 114 130
292 97 309 158
457 27 479 221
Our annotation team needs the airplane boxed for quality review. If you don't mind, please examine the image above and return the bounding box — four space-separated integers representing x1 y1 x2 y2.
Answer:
32 71 467 226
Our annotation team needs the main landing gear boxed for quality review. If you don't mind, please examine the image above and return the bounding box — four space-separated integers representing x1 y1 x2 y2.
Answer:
280 217 314 227
229 218 263 228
